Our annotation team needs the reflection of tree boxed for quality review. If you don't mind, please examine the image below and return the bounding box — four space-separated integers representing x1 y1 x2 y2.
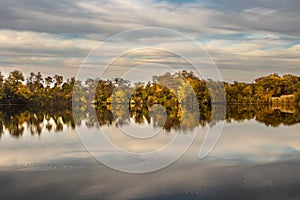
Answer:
226 104 300 127
2 103 300 139
0 105 76 138
95 107 114 127
130 105 149 124
179 107 199 132
1 106 26 138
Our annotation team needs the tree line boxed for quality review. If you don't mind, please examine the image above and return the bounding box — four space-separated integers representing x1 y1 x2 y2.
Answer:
1 70 300 106
0 70 74 105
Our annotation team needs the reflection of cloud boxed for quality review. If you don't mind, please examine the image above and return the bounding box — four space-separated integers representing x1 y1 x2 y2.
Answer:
1 119 300 167
1 122 300 199
0 131 85 167
206 120 300 162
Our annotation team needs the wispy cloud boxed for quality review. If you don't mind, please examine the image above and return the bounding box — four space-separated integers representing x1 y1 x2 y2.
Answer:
0 0 299 81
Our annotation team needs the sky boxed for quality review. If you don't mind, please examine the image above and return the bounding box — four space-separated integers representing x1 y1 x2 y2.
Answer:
0 0 300 82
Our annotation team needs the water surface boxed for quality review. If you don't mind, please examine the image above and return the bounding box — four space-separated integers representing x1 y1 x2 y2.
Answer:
0 105 300 199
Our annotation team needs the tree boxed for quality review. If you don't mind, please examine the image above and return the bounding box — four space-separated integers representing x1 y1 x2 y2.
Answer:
3 70 26 104
0 71 4 102
6 70 24 87
45 76 53 88
62 77 75 101
0 71 4 88
54 75 63 88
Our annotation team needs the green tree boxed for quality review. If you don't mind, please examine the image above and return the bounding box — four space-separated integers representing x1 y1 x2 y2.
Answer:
3 70 27 104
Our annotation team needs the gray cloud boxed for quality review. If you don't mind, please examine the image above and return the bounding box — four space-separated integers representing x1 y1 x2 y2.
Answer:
0 0 299 36
0 0 299 81
203 0 300 12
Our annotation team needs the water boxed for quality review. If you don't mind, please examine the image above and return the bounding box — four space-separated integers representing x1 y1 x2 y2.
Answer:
0 105 300 199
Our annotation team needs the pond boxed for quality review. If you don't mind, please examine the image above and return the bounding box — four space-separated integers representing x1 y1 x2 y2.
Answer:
0 105 299 199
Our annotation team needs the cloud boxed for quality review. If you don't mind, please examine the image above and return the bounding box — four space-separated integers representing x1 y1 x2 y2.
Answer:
203 38 300 81
0 29 98 77
0 0 299 81
2 0 298 36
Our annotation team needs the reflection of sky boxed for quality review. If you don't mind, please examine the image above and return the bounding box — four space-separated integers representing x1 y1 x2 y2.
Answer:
0 124 86 169
0 119 300 169
1 118 300 199
206 120 300 163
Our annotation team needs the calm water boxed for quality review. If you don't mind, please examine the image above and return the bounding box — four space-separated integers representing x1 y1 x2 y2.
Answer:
0 105 300 199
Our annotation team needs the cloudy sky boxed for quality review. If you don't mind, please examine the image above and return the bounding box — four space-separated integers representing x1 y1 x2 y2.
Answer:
0 0 300 82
